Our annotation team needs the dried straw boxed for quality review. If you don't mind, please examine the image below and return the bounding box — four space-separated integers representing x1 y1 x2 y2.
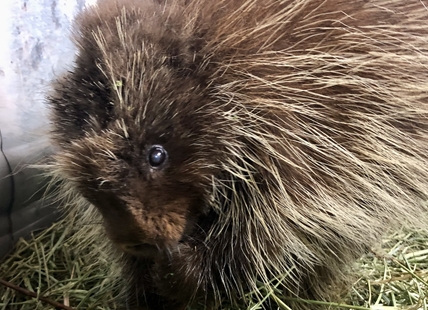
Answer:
0 216 427 309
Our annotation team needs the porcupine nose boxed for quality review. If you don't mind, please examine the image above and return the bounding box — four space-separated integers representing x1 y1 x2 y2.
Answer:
120 242 161 257
88 193 163 257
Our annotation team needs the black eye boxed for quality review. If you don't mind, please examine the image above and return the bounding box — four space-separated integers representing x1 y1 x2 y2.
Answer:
148 145 168 168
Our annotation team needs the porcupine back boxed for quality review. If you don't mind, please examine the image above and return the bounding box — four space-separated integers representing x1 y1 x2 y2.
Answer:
47 0 428 309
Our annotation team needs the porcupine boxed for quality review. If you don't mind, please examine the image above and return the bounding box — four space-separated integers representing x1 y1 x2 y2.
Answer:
46 0 428 309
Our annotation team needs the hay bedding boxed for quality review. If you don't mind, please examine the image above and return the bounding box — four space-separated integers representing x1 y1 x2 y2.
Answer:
0 213 427 310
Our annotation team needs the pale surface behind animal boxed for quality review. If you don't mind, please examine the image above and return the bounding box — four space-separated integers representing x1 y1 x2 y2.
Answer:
0 0 96 259
47 0 428 309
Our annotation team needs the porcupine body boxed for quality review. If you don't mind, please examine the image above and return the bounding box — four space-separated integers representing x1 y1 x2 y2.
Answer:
47 0 428 309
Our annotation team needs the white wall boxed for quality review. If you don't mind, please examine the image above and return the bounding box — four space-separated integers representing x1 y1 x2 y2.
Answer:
0 0 96 149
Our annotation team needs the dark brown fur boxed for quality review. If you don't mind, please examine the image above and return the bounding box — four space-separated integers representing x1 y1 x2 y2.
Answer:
48 0 428 309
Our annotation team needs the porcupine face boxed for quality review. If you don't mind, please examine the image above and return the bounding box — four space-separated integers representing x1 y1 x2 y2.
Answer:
48 0 217 257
